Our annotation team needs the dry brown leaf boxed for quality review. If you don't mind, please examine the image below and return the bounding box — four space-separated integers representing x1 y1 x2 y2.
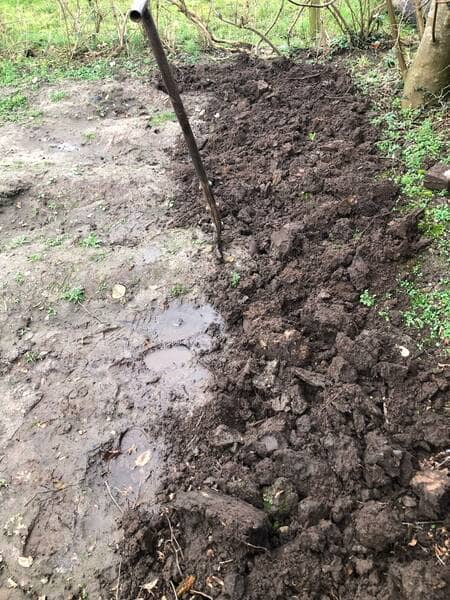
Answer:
142 578 158 591
135 450 152 467
18 555 33 568
176 575 196 597
408 538 417 547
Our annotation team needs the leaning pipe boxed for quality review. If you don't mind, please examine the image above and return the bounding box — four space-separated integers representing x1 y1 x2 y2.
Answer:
129 0 223 256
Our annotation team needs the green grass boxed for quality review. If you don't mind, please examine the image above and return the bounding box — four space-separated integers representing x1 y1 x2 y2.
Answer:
0 0 392 88
148 111 177 127
50 90 68 102
43 235 65 247
80 232 101 248
7 235 29 250
171 283 190 297
62 286 85 303
400 278 450 350
373 105 448 201
14 272 25 285
0 93 28 123
0 91 43 124
82 131 96 143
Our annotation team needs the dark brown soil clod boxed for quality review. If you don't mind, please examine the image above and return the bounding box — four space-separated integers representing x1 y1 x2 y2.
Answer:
121 56 450 600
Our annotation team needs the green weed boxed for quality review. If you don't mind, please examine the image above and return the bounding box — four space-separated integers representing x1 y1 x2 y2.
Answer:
49 90 67 102
0 93 28 123
44 236 64 247
378 309 390 322
148 111 177 127
7 235 29 249
308 132 316 141
90 250 108 262
83 131 96 143
230 271 241 288
359 289 376 307
80 232 101 248
62 287 85 303
419 203 450 257
374 108 447 200
400 279 450 349
171 283 190 297
28 253 42 262
14 272 25 285
24 351 41 363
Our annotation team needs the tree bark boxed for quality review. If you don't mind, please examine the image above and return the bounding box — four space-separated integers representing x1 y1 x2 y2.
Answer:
386 0 408 77
402 0 450 108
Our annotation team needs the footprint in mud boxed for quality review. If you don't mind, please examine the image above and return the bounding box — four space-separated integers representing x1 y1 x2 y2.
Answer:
107 428 160 503
121 301 222 405
105 302 223 503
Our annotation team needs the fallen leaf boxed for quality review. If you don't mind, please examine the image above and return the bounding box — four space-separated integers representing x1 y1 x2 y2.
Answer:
102 449 121 461
52 480 66 491
135 450 152 467
176 575 196 597
142 578 158 592
112 284 126 299
18 555 33 568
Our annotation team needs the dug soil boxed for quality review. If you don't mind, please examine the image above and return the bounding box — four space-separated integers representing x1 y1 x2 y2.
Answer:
120 56 450 599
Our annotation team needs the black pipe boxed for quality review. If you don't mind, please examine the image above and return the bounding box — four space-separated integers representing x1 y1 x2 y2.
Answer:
129 0 222 256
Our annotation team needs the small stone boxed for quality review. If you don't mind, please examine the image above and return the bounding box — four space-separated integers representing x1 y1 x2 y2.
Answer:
263 477 298 518
354 501 403 551
355 558 373 576
211 424 243 448
111 284 126 299
402 495 417 508
397 345 410 358
424 163 450 191
410 468 450 519
252 360 279 391
18 555 33 568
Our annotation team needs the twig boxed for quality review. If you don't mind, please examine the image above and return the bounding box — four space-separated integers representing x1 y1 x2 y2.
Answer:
105 480 124 514
256 0 285 53
243 541 269 552
191 590 213 600
288 0 338 8
170 580 179 600
115 559 122 600
79 302 108 325
215 12 282 56
166 514 184 577
287 72 321 81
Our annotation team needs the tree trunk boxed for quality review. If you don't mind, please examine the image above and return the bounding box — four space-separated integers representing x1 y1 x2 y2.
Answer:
386 0 407 77
309 2 320 41
402 0 450 108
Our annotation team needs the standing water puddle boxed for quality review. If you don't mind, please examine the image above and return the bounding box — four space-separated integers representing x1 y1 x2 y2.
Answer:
107 302 223 502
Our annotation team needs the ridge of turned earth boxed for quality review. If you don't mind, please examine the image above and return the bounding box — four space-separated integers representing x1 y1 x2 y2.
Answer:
120 56 450 599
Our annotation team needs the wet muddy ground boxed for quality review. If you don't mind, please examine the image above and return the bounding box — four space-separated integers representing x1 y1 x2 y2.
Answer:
1 56 449 600
0 77 222 599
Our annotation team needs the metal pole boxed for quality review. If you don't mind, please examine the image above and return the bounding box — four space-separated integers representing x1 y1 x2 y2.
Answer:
129 0 222 256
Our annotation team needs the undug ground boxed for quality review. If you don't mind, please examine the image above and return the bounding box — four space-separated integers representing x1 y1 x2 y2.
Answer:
0 55 449 600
